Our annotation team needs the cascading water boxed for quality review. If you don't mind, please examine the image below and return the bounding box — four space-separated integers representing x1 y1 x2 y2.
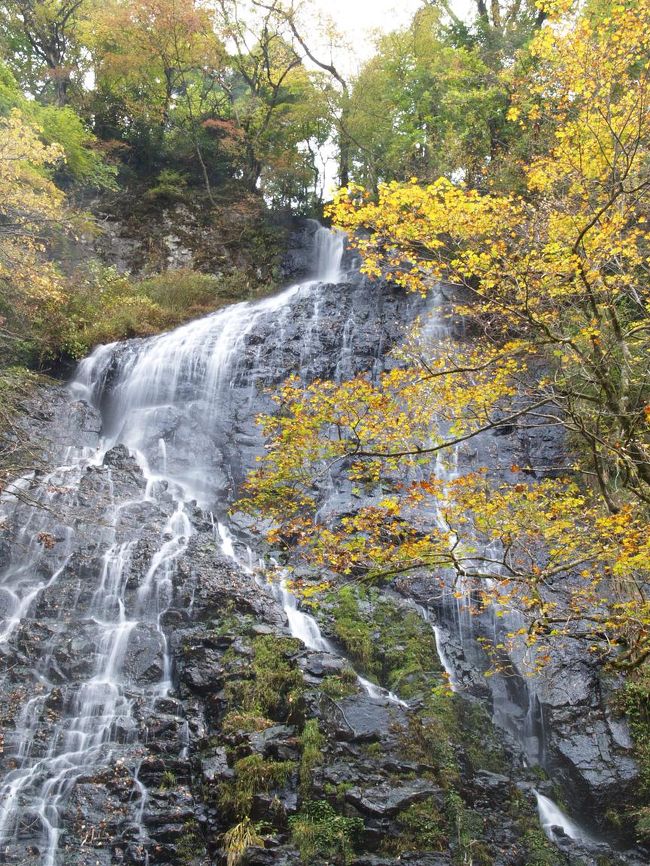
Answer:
70 225 349 510
216 524 408 707
0 447 189 865
535 792 594 844
0 226 350 864
266 577 409 707
0 220 633 862
312 222 347 284
0 222 430 863
412 603 458 691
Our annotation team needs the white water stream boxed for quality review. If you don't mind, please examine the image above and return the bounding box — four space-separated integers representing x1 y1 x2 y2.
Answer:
535 792 594 844
216 524 408 707
0 453 191 865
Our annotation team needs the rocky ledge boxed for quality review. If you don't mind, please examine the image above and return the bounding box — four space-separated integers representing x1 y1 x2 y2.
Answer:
0 386 647 866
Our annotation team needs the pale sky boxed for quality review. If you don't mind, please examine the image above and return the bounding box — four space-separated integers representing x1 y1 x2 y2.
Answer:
315 1 476 67
323 0 424 65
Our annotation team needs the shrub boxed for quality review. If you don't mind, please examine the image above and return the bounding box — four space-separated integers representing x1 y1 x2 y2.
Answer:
222 711 274 735
386 797 448 855
81 294 166 348
175 821 206 865
521 827 564 866
222 817 265 866
144 169 190 203
329 586 375 673
321 667 358 699
137 269 225 314
219 755 295 819
299 719 325 797
289 801 364 865
159 769 177 790
0 367 43 481
617 668 650 840
226 635 304 722
57 263 253 358
446 791 491 866
373 602 441 698
399 713 459 787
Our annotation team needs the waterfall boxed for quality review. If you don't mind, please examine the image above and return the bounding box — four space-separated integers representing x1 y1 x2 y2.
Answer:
412 603 459 691
69 224 347 509
0 223 616 862
0 227 360 864
267 579 409 706
71 288 304 506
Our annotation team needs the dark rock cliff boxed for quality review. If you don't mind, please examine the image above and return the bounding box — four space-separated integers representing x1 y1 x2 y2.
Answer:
0 226 646 866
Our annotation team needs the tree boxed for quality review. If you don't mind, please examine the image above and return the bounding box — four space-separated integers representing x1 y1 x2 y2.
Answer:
242 1 650 670
0 61 116 188
250 0 352 186
345 6 514 190
90 0 228 191
428 0 547 59
0 107 68 357
91 0 224 128
213 0 329 202
332 0 650 509
0 0 89 105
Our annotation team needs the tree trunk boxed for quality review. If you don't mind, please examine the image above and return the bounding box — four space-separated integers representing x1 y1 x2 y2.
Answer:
53 74 69 107
338 103 351 187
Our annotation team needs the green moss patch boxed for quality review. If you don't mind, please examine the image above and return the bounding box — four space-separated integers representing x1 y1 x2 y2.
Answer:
289 800 364 865
225 634 304 723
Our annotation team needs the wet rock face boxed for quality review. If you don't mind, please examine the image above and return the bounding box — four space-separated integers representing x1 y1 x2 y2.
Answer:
279 219 320 283
0 227 645 866
532 654 639 815
0 411 286 865
378 364 640 841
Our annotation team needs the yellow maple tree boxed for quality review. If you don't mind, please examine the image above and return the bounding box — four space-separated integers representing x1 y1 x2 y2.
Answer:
242 0 650 671
0 108 69 352
328 1 650 511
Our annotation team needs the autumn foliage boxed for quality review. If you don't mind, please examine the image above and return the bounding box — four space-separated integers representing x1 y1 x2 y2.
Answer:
243 1 650 672
0 108 68 354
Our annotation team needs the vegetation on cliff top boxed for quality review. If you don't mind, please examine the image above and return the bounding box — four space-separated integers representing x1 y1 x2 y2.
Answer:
0 0 589 382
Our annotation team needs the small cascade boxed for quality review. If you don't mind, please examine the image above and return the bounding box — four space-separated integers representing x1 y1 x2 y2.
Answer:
356 675 409 708
522 690 546 767
334 311 356 382
0 482 186 865
216 525 407 707
412 603 459 691
312 222 346 283
400 305 600 849
270 578 334 653
0 448 100 647
535 792 594 845
217 521 237 562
